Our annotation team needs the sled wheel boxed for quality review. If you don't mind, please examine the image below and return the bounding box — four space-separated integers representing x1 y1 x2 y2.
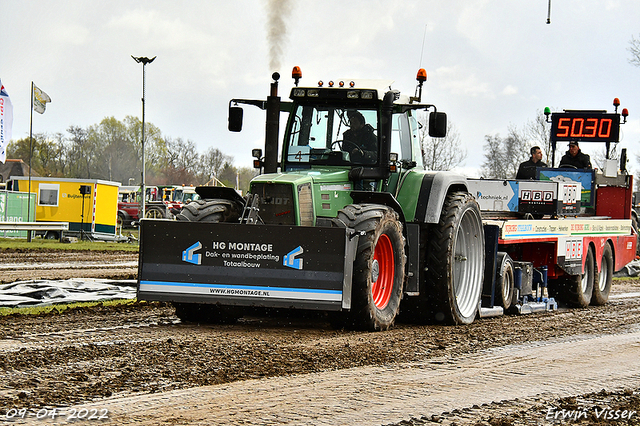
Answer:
335 204 406 331
591 243 613 306
175 199 242 223
554 245 595 308
495 252 515 310
426 191 485 325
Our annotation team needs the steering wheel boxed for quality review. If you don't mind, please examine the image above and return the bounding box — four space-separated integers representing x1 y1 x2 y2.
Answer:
341 140 364 157
558 164 578 169
331 140 344 150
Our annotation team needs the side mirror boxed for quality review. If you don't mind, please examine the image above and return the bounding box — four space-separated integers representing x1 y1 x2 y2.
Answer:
228 106 244 132
428 112 447 138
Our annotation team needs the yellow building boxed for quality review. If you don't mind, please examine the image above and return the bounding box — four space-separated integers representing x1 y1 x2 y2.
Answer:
9 177 120 240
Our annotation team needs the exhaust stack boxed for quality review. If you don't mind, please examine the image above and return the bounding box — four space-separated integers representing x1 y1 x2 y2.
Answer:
264 72 280 174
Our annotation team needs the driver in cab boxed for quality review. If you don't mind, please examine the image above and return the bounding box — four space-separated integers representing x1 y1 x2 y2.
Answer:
344 110 377 164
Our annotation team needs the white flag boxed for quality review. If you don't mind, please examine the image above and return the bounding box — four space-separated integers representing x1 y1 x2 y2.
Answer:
0 79 13 164
33 83 51 114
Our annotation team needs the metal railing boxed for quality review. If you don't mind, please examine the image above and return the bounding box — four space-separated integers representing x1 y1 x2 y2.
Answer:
0 221 69 231
0 221 69 241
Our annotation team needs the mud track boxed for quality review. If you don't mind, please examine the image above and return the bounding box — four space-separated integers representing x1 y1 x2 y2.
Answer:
0 249 138 283
1 249 640 425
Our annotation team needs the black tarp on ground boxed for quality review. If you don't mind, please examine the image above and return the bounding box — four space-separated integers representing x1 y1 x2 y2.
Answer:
0 279 136 307
614 259 640 278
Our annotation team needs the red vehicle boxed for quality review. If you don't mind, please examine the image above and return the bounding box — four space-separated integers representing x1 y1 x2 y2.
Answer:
118 185 200 227
117 186 165 226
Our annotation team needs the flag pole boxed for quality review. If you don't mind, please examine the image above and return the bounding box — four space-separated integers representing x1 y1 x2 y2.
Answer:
27 82 33 242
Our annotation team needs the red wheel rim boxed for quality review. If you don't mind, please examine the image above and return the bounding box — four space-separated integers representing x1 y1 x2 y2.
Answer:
372 233 395 309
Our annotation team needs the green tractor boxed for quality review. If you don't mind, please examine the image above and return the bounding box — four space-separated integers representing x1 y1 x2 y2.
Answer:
139 68 485 331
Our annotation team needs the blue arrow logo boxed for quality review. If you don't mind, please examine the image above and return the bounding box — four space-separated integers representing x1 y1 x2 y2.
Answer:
283 246 304 270
182 241 202 265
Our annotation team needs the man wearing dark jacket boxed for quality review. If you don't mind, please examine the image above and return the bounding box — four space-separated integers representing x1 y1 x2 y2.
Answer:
344 110 377 164
516 146 547 179
559 141 592 169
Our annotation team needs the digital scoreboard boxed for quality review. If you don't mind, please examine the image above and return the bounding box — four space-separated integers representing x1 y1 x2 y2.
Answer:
550 112 620 143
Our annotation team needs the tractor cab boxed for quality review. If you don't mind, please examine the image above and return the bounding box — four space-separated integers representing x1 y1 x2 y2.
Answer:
231 67 447 186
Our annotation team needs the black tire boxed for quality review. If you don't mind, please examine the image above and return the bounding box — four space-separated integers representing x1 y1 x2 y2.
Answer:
425 191 485 325
174 302 241 325
145 207 165 219
591 243 613 306
334 204 405 331
552 245 595 308
632 212 640 257
45 231 59 240
495 252 515 310
176 199 242 223
117 212 130 228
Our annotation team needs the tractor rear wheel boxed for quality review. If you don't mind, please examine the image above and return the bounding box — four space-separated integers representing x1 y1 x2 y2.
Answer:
425 191 485 325
334 204 406 331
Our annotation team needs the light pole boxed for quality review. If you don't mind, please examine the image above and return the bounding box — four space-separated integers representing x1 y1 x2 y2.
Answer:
131 55 156 220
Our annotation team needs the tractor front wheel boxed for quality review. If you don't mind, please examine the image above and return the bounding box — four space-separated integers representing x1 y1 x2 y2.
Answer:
335 204 406 331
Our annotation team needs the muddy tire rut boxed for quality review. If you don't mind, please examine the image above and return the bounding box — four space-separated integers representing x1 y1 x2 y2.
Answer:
1 249 640 425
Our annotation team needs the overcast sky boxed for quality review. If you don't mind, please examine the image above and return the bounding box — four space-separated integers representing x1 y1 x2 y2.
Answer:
2 0 640 177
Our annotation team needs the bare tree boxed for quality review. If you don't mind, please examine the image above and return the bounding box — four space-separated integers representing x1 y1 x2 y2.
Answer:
526 109 552 165
481 125 530 179
629 34 640 67
161 137 200 185
419 116 466 171
198 147 233 183
480 134 507 178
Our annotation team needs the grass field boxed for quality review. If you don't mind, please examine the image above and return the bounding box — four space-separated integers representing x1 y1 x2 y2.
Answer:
0 230 140 252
